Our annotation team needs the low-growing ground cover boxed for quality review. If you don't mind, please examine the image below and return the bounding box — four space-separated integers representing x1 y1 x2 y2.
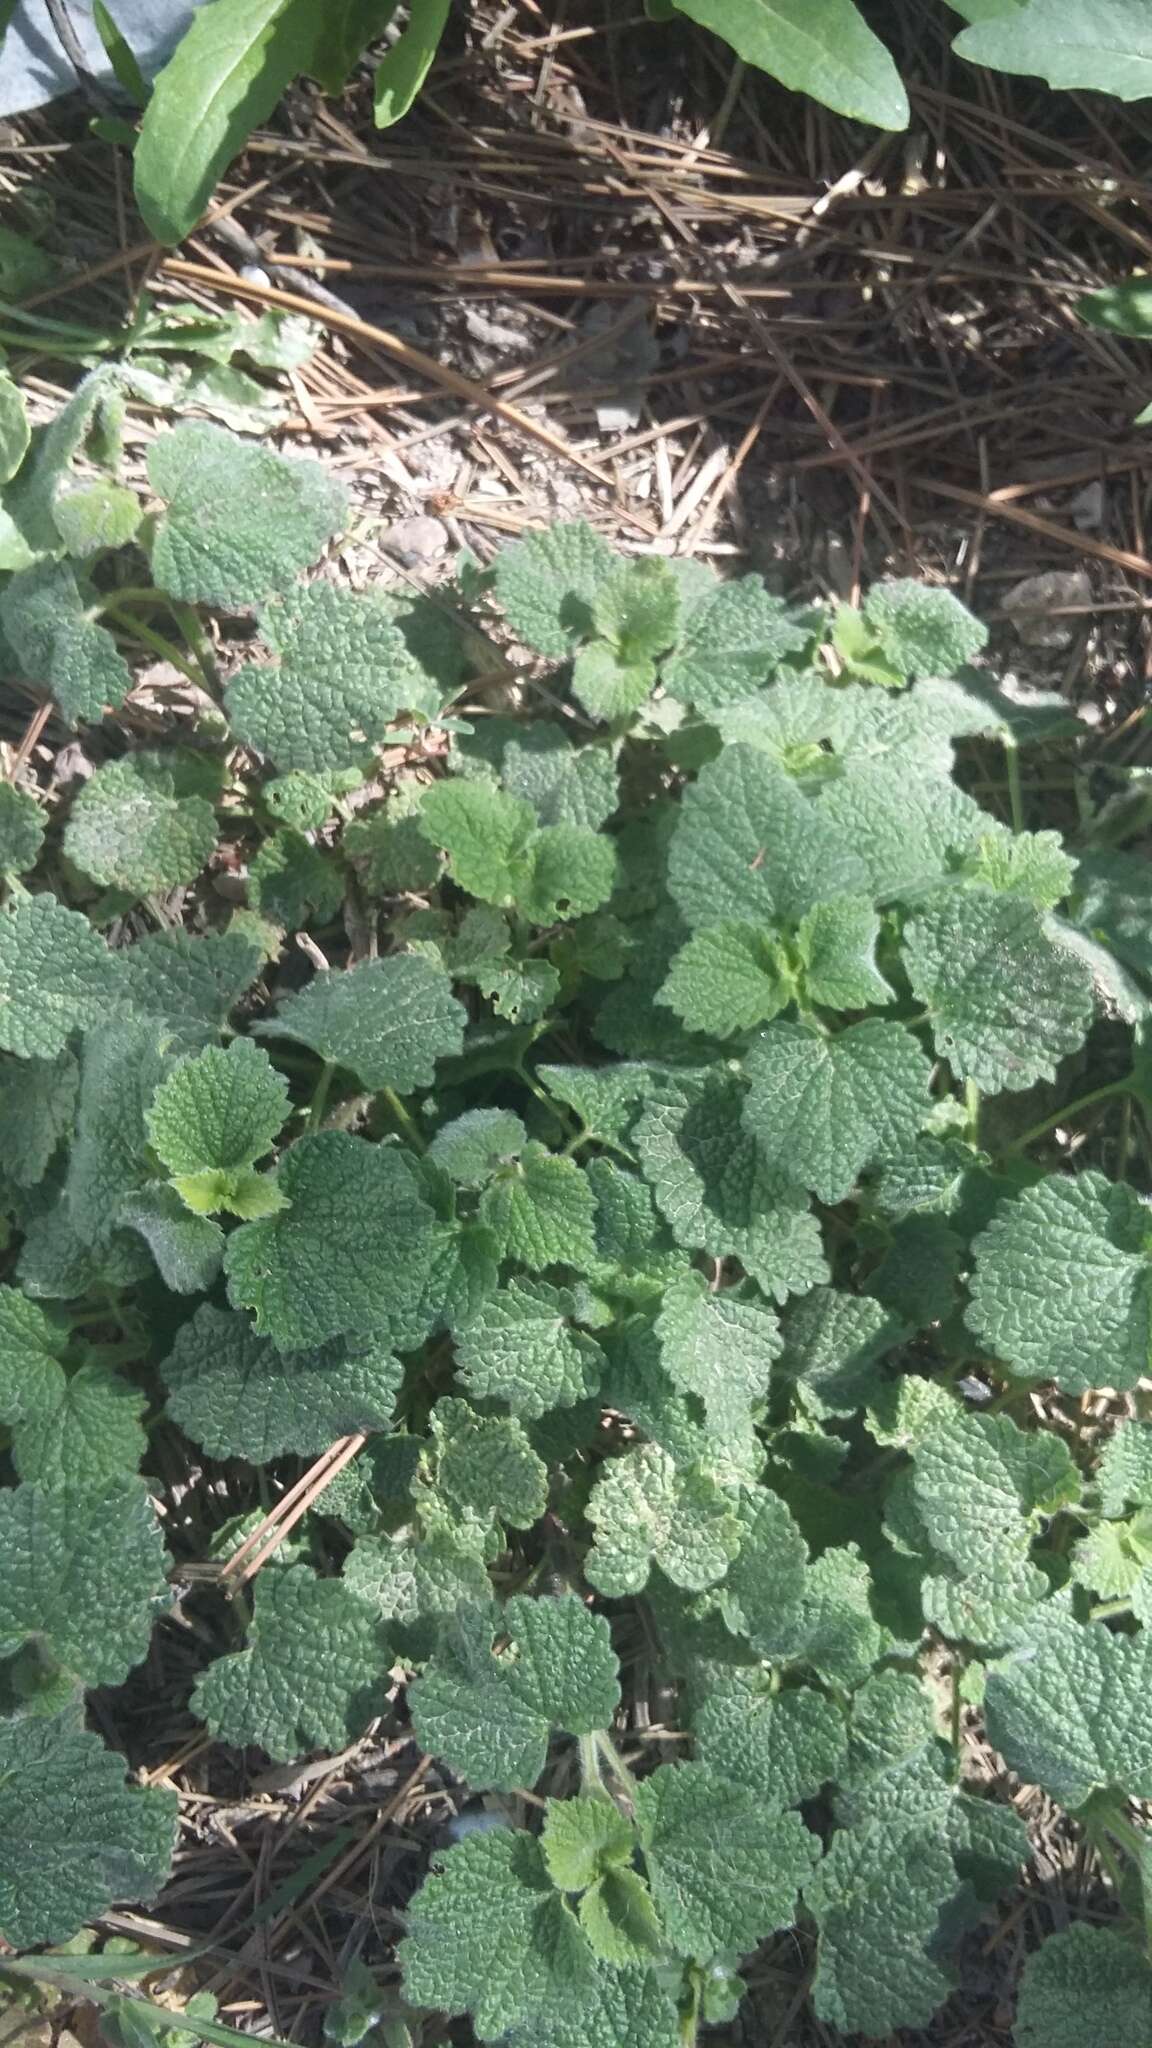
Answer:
0 373 1150 2046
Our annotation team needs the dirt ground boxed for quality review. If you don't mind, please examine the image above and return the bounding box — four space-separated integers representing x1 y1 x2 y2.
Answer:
3 3 1151 2040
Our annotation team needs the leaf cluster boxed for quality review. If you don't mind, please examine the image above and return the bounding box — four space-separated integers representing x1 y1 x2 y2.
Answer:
0 420 1149 2048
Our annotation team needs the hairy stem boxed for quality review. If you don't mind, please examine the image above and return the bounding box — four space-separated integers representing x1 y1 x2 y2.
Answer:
1004 1076 1134 1156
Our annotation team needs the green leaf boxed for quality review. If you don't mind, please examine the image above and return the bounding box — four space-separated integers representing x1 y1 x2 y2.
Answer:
903 889 1094 1090
53 479 142 558
743 1018 933 1204
657 923 792 1038
578 1867 663 1968
0 1713 178 1949
147 1038 289 1180
419 781 616 924
655 1268 781 1431
160 1303 402 1460
953 0 1152 99
256 954 465 1092
668 745 868 930
149 423 347 606
910 1410 1077 1582
0 896 118 1057
92 0 150 101
428 1107 529 1185
662 576 813 711
193 1565 390 1758
500 730 619 832
454 1277 604 1418
117 927 264 1043
831 604 905 688
817 757 990 902
967 1169 1152 1395
1080 275 1152 338
867 1213 964 1327
962 826 1076 909
478 1143 598 1271
634 1761 819 1960
862 578 987 675
249 828 344 928
134 0 319 244
796 894 894 1009
64 753 218 895
0 371 30 484
343 1529 490 1648
804 1823 956 2034
1014 1924 1152 2048
494 521 615 657
676 0 905 118
0 781 44 876
432 1397 549 1528
633 1078 829 1303
777 1285 905 1416
64 1021 174 1254
410 1595 620 1791
0 560 133 726
373 0 451 123
500 1963 680 2048
585 1442 742 1594
1097 1421 1152 1518
119 1183 227 1291
224 1130 438 1346
984 1602 1152 1808
572 559 680 721
693 1670 849 1806
0 1048 77 1184
398 1826 593 2039
228 583 431 771
0 1336 147 1493
0 1476 168 1687
541 1796 635 1893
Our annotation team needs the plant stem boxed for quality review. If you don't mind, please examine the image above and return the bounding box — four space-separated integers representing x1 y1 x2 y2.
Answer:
595 1727 639 1799
578 1731 602 1789
308 1061 337 1130
1090 1596 1133 1621
1004 739 1026 834
950 1658 963 1756
1004 1076 1134 1155
382 1087 426 1152
964 1078 981 1146
100 601 206 691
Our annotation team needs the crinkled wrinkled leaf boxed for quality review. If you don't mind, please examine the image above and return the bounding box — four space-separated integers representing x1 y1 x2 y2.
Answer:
0 896 118 1057
149 422 347 606
0 1476 168 1687
410 1594 619 1791
586 1442 742 1595
64 753 217 894
224 1130 438 1347
192 1565 390 1758
160 1302 402 1460
0 1712 178 1949
228 582 428 772
984 1602 1152 1809
904 890 1094 1091
743 1018 933 1204
494 521 614 658
967 1170 1152 1395
256 953 465 1093
634 1760 819 1961
454 1278 604 1418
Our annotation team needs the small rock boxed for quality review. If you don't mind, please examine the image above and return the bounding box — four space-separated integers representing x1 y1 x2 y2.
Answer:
1071 480 1105 531
1002 569 1092 648
384 515 449 566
